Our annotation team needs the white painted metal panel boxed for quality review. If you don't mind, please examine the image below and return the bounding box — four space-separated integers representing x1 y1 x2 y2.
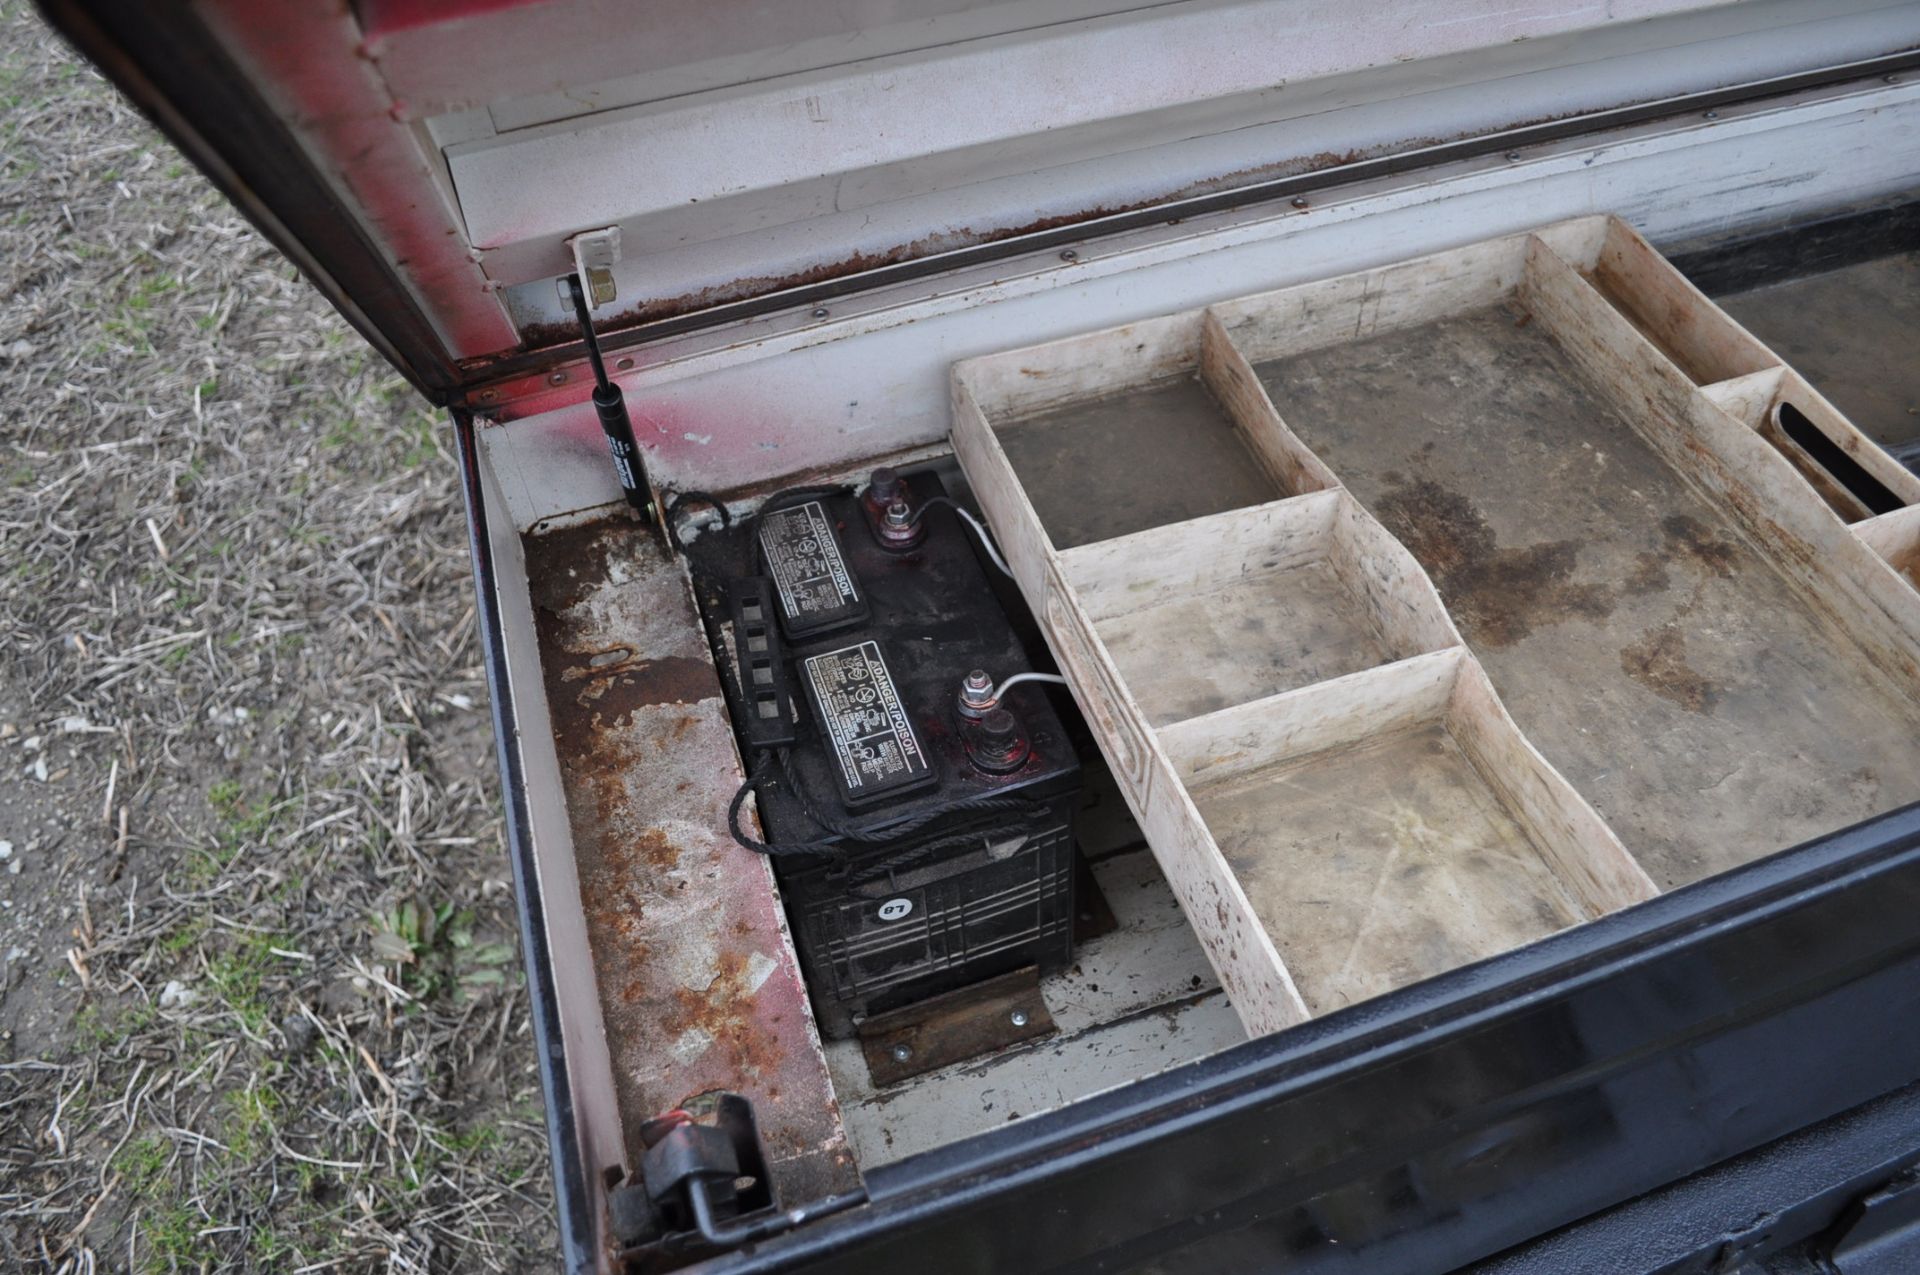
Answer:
454 0 1919 319
480 76 1920 521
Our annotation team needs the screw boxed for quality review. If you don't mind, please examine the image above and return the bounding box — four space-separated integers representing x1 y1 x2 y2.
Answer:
891 1043 912 1062
810 307 830 319
1010 1009 1029 1028
1290 196 1309 209
616 357 635 371
1059 249 1078 262
547 371 568 386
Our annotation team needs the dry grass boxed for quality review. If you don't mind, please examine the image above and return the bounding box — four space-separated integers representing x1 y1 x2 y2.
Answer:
0 4 556 1270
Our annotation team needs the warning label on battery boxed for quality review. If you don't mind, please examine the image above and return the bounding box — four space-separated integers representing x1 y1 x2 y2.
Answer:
802 641 932 805
758 502 863 635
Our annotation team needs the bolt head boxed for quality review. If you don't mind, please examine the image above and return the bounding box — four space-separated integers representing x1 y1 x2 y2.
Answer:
548 371 568 386
616 357 635 371
810 307 830 319
964 669 992 693
1059 249 1078 262
1703 110 1719 120
1505 151 1522 162
891 1043 912 1062
1291 196 1309 209
1010 1010 1029 1028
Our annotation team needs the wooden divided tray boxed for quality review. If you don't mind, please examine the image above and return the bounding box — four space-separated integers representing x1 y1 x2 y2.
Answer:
951 215 1920 1036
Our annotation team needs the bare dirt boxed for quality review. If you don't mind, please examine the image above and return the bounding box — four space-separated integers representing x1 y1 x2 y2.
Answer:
0 5 556 1270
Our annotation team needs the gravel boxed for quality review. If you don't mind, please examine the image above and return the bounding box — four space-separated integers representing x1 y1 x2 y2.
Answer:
0 4 557 1269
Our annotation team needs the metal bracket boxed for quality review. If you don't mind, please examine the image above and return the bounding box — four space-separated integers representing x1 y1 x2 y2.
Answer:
858 966 1056 1085
567 225 621 308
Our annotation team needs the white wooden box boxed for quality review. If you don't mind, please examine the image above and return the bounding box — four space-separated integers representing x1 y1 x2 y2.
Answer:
953 214 1920 1035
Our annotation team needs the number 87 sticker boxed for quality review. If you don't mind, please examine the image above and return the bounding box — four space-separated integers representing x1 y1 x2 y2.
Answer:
877 897 913 922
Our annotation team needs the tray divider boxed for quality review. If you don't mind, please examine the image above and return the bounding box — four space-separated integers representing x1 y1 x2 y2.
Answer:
1325 491 1465 657
1200 308 1342 497
952 351 1314 1036
1583 215 1780 385
1739 368 1920 513
1058 490 1340 622
1854 505 1920 588
1159 648 1465 790
1038 566 1313 1035
1445 659 1659 915
1699 367 1787 422
950 374 1060 596
1519 228 1920 692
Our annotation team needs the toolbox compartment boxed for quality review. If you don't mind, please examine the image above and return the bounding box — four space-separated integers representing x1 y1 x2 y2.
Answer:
45 1 1920 1271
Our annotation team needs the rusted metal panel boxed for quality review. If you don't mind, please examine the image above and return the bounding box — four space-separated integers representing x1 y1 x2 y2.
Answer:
524 516 857 1205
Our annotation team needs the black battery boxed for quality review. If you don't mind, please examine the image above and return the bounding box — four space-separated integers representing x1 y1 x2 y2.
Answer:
690 472 1080 1039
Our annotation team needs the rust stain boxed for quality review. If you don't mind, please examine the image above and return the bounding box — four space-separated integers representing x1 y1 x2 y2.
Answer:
664 948 788 1083
1660 514 1739 578
1375 477 1613 647
1624 551 1670 595
525 519 628 614
1621 623 1715 713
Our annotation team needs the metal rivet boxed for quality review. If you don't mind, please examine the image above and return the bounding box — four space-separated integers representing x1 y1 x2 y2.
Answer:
890 1043 912 1062
1291 196 1310 209
811 307 830 319
547 371 567 386
1703 110 1719 120
1059 249 1078 262
616 357 634 371
1504 151 1522 162
1010 1009 1029 1028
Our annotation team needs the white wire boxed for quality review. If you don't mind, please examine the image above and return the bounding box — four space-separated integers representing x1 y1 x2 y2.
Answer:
952 506 1015 579
857 481 1016 578
991 671 1069 701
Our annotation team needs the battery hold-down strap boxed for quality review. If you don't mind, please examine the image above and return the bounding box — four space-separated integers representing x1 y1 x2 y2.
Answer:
726 747 1050 858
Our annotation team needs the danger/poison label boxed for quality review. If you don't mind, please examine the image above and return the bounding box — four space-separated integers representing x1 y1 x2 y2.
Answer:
801 641 933 807
758 501 865 637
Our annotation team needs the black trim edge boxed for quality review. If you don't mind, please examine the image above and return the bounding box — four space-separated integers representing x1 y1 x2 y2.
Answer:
454 411 599 1271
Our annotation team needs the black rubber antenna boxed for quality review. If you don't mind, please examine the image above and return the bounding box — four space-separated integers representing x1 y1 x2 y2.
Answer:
562 273 652 521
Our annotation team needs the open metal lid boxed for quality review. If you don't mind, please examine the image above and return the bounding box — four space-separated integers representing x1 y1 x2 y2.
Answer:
41 0 1920 402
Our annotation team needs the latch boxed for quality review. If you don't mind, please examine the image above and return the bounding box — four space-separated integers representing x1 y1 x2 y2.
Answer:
606 1092 865 1266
